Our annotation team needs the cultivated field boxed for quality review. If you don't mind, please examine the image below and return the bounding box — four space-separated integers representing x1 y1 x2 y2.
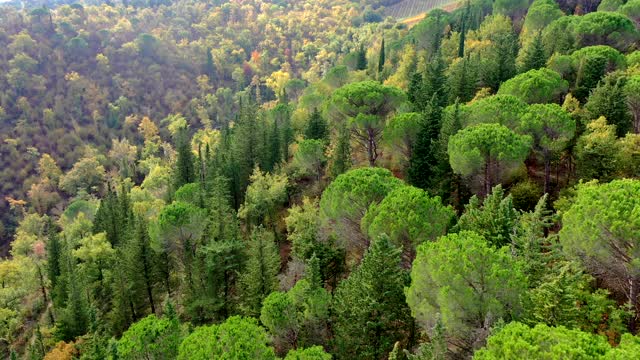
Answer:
384 0 457 19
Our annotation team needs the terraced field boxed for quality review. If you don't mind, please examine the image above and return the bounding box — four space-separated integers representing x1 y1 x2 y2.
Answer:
384 0 457 19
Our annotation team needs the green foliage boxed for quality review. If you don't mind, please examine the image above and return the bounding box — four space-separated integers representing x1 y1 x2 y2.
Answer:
474 322 611 359
407 231 527 352
177 316 276 360
448 123 531 195
384 112 422 165
329 81 405 166
333 235 412 360
497 68 568 104
361 185 455 254
292 140 326 181
284 346 332 360
117 313 183 359
454 185 519 247
575 117 620 181
239 227 281 317
305 108 329 141
560 179 640 327
585 76 632 137
319 167 403 257
238 168 288 226
464 95 528 129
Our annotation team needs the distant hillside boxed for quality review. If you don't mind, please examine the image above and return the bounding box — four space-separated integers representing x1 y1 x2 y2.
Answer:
384 0 456 19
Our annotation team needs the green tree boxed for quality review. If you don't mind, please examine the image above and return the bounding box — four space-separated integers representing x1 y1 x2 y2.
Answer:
497 68 568 104
575 117 620 181
559 179 640 331
174 127 196 190
328 122 351 178
518 104 576 193
239 227 281 317
238 167 288 227
474 322 611 359
328 81 405 166
292 140 326 181
464 95 528 130
333 235 412 360
384 112 422 168
361 185 454 262
448 123 531 196
319 167 403 260
585 76 632 137
126 216 159 315
408 98 442 190
378 37 385 76
453 185 519 248
117 312 182 360
284 346 332 360
356 44 367 71
407 231 527 354
177 316 276 360
520 32 547 72
305 108 328 141
625 75 640 134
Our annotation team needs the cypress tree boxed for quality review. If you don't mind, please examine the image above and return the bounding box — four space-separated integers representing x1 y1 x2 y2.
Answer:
280 103 293 161
128 216 158 315
408 97 443 191
425 52 448 109
329 123 351 179
521 32 547 72
56 242 89 341
205 47 216 84
356 44 367 71
378 37 385 75
46 221 62 296
93 183 120 246
304 107 328 141
458 1 470 58
174 127 196 190
268 117 281 171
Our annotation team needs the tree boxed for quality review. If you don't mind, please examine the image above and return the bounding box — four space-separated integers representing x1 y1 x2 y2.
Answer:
305 108 328 141
174 127 196 190
573 11 638 51
408 98 443 190
47 224 62 298
464 95 528 130
575 117 620 181
238 167 288 227
333 235 412 360
59 152 106 196
361 185 454 263
378 37 385 75
519 104 576 193
328 81 405 166
328 122 351 178
448 123 532 196
559 179 640 331
319 167 403 259
407 231 527 354
453 185 519 248
474 322 611 359
497 68 568 104
585 76 632 137
55 243 90 342
126 216 159 315
117 313 182 360
177 316 276 360
520 32 547 72
384 112 422 168
356 44 367 71
625 75 640 133
239 227 281 317
284 346 332 360
292 140 326 181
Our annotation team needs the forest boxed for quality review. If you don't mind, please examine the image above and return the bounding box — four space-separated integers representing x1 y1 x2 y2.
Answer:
1 0 640 358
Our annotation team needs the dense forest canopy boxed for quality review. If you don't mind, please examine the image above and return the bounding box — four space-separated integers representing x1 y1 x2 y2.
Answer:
1 0 640 358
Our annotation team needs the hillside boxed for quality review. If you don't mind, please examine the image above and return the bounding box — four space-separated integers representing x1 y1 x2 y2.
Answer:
384 0 457 19
2 0 640 359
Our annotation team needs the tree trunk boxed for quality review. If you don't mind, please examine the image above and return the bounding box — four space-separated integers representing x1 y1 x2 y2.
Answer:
484 159 491 197
544 151 551 195
630 276 640 333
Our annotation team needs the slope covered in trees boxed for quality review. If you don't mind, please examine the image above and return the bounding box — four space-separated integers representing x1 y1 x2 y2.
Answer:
2 0 640 358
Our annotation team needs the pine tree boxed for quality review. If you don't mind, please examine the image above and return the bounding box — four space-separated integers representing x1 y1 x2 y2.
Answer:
586 77 632 137
239 226 281 317
425 52 447 108
304 108 328 141
333 235 412 360
575 55 607 102
378 37 385 75
356 44 367 71
93 183 121 246
174 127 196 189
521 32 547 72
